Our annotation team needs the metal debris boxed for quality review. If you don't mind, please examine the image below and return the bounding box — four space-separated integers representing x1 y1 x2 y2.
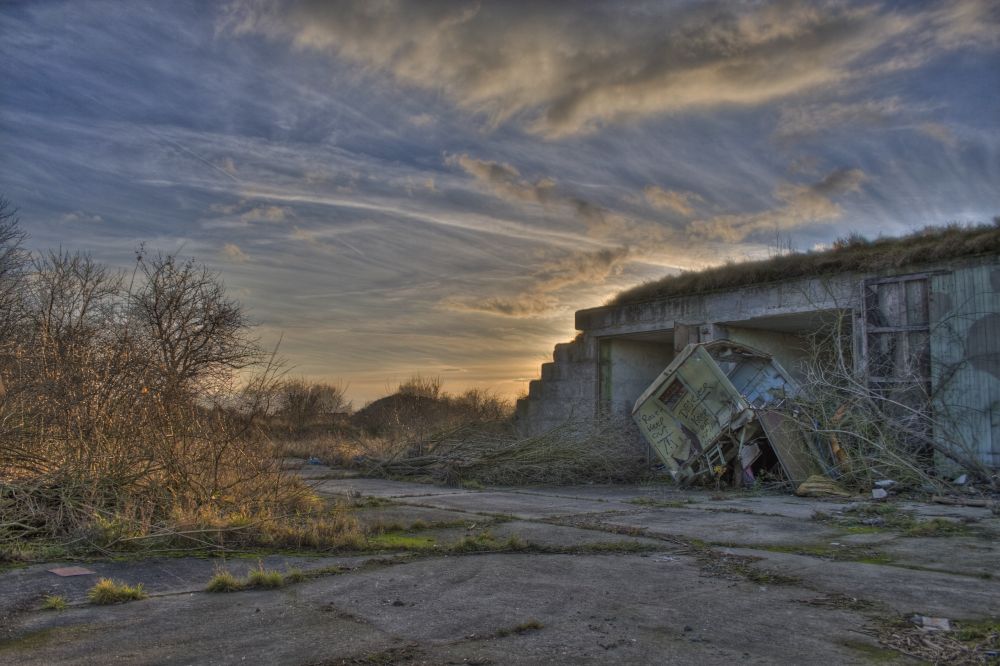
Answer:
912 615 952 632
633 340 824 487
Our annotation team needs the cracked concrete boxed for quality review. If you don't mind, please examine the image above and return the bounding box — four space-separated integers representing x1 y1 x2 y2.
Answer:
2 465 998 664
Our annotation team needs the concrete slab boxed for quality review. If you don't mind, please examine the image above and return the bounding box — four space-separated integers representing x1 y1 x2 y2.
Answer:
353 505 478 530
487 521 669 550
509 483 686 503
722 546 1000 618
689 495 856 520
1 586 390 665
311 477 474 498
596 507 846 548
4 475 995 664
4 550 903 665
877 535 1000 578
292 553 889 664
402 491 636 519
0 554 373 614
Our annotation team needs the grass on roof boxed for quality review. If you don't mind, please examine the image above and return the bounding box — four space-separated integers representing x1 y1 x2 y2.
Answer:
609 220 1000 307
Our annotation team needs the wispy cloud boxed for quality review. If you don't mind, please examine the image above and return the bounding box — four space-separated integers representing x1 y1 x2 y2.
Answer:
643 186 702 217
775 98 905 138
446 246 633 317
223 0 999 137
916 122 957 148
689 168 867 242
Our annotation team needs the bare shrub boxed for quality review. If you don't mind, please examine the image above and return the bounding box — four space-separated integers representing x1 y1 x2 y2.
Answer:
353 377 507 437
397 375 442 400
0 215 349 557
272 379 350 431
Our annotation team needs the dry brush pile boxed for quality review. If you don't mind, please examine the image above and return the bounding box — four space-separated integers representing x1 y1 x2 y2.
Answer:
0 200 351 559
790 315 997 494
360 414 650 487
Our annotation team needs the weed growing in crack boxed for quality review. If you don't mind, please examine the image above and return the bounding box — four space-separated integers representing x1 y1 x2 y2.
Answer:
87 579 147 604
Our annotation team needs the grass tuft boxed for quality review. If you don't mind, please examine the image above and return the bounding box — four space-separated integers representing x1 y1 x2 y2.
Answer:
41 595 67 611
205 569 244 593
246 563 284 589
87 578 147 604
284 568 306 584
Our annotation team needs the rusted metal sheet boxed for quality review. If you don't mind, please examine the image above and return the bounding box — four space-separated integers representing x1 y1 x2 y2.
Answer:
632 340 797 482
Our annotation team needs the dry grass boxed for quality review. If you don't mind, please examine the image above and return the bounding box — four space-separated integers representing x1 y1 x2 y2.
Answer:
246 563 285 588
611 221 1000 306
205 570 244 593
41 595 67 611
361 415 649 486
87 578 147 604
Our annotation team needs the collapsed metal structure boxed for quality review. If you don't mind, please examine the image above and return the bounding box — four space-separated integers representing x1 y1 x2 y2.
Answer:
632 340 821 486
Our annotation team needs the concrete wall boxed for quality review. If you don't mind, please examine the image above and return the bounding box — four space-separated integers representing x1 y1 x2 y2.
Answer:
514 336 597 436
576 272 860 339
599 338 675 417
725 327 812 382
929 257 1000 470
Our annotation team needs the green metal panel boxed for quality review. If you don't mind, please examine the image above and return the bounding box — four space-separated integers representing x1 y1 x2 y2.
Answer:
633 345 749 480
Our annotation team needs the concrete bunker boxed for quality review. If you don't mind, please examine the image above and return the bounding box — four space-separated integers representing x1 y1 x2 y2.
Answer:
515 226 1000 477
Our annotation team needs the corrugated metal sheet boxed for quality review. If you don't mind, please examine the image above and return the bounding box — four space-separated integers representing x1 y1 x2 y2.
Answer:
929 259 1000 470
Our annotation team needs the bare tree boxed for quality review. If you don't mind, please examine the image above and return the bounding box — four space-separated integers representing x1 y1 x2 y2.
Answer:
131 251 260 397
0 198 27 342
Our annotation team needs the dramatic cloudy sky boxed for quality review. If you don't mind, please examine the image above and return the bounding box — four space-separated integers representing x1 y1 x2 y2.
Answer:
1 1 998 403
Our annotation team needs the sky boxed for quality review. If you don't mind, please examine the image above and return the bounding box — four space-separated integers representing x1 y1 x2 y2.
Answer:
1 0 998 404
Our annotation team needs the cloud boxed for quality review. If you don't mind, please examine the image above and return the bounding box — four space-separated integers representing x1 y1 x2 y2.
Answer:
449 153 627 236
206 200 290 226
408 113 435 127
447 246 632 317
60 210 103 224
689 168 866 242
775 97 904 138
447 154 556 206
643 186 701 217
916 122 957 147
240 204 288 223
221 242 249 262
222 0 999 137
220 156 238 175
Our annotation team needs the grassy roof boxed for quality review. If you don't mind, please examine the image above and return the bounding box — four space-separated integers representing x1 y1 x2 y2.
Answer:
610 220 1000 307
